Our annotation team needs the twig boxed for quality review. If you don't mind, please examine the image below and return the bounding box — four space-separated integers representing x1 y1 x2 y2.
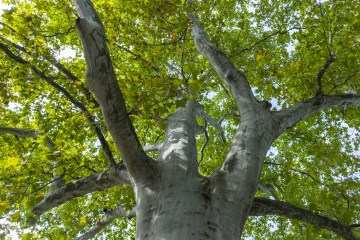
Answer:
230 27 314 58
264 161 349 200
327 70 360 94
198 121 209 165
218 113 241 125
40 26 75 38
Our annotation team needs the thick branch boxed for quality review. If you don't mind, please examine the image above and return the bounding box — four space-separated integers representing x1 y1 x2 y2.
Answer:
250 198 359 240
78 206 136 240
73 0 156 179
349 224 360 229
315 56 337 95
188 1 258 115
31 164 131 215
143 143 163 153
275 94 360 134
0 127 37 138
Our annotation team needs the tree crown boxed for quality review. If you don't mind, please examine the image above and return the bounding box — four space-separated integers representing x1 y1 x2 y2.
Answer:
0 0 359 239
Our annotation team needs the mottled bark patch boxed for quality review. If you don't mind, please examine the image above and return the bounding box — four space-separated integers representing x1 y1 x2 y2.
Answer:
200 177 211 207
239 142 246 150
262 100 272 110
207 221 217 232
242 126 247 135
224 155 237 173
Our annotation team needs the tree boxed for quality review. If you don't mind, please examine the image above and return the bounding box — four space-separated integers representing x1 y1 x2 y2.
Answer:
0 0 359 239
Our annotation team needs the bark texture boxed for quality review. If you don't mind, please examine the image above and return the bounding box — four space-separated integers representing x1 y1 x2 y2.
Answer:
1 0 359 239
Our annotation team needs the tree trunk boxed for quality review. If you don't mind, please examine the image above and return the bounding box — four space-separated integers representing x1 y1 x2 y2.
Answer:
134 100 273 239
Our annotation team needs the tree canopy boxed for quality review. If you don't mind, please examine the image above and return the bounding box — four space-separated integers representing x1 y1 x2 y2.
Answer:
0 0 359 239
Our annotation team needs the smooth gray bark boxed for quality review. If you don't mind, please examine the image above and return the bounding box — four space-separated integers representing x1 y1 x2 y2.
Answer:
71 1 360 239
1 0 359 239
78 195 359 240
143 143 163 153
188 2 278 236
275 94 360 132
73 0 157 180
0 127 38 138
251 198 359 240
32 164 131 215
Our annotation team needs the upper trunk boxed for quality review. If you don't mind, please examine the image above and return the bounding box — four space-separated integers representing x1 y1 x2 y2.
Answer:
133 100 278 240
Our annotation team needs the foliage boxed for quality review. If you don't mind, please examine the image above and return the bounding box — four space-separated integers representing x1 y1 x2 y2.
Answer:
0 0 359 239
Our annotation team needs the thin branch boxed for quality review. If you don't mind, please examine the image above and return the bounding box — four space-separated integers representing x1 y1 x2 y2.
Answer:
154 132 164 143
117 44 160 73
180 31 186 76
118 33 181 46
220 82 231 99
167 62 185 79
78 206 136 240
0 35 100 107
197 104 226 143
335 43 360 56
128 87 153 116
264 162 348 200
230 27 317 58
0 22 28 41
257 182 279 200
27 174 66 196
0 126 65 192
231 29 291 58
218 113 241 126
149 115 166 122
198 121 209 165
82 165 98 174
328 20 336 57
40 26 76 38
327 70 360 95
0 42 117 168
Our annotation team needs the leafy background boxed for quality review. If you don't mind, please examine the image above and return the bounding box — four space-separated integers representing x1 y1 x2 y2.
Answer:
0 0 359 239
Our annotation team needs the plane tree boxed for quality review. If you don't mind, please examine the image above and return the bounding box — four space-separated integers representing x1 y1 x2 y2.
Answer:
0 0 359 239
